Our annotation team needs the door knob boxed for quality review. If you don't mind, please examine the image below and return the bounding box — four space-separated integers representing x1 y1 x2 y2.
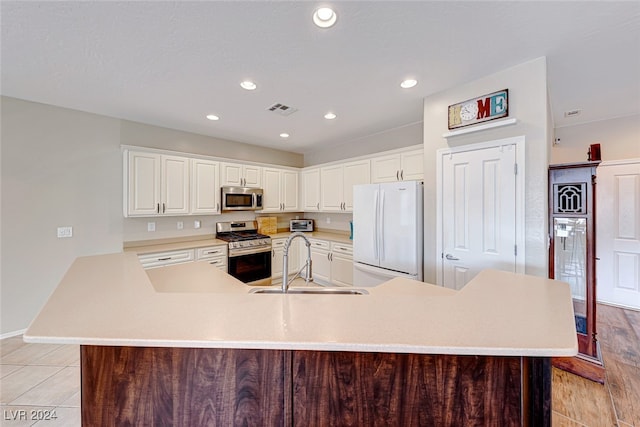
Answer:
445 254 460 261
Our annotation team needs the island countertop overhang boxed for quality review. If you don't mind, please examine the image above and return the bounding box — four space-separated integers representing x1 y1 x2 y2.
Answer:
23 252 578 357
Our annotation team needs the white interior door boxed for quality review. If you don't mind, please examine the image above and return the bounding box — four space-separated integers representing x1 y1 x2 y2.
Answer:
438 138 523 290
596 160 640 309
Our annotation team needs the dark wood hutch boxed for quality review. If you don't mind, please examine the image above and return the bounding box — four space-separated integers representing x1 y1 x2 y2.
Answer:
548 161 605 383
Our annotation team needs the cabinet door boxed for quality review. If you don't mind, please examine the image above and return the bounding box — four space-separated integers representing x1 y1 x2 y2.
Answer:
282 170 299 211
343 160 370 211
302 169 321 211
331 252 353 287
191 159 220 215
310 247 331 285
243 165 262 188
320 165 343 211
127 151 161 216
371 154 401 183
220 162 243 186
271 242 284 281
262 168 283 212
161 155 190 215
400 149 424 181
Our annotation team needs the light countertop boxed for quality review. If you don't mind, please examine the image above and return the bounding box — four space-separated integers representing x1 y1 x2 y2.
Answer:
24 252 577 357
123 230 351 255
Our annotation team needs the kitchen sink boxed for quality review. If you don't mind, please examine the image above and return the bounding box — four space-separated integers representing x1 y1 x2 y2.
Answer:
250 287 369 295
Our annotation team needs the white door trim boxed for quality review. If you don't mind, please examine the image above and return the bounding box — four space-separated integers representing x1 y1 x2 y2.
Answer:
436 136 526 286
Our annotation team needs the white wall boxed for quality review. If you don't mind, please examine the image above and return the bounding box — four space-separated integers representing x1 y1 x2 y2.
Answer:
1 97 123 335
304 122 423 167
0 97 304 336
423 57 551 283
552 114 640 164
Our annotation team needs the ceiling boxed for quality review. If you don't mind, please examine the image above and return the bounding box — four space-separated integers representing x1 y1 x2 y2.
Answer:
2 1 639 154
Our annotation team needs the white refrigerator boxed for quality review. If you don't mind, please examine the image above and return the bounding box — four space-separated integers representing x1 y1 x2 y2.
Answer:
353 181 423 286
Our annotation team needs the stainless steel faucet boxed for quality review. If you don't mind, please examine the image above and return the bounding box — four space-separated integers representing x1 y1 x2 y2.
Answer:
282 232 313 293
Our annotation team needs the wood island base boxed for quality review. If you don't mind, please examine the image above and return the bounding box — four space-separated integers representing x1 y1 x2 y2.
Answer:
81 346 551 426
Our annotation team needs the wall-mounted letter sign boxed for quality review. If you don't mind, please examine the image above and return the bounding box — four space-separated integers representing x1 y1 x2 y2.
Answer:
448 89 509 130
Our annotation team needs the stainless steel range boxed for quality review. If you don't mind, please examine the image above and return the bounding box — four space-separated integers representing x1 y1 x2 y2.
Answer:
216 221 272 285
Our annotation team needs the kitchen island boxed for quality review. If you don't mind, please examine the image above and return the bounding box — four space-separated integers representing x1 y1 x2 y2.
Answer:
24 253 577 426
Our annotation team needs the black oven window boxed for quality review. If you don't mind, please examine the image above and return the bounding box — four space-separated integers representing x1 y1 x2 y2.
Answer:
228 251 271 283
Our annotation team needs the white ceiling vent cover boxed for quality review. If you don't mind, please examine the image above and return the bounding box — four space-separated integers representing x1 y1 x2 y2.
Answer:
267 103 298 116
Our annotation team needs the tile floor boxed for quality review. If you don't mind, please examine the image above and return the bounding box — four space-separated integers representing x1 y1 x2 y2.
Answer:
1 340 80 426
1 303 638 426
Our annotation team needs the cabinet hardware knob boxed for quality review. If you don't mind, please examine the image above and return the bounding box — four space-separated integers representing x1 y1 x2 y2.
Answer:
396 171 400 180
400 170 404 180
158 257 171 261
317 203 320 210
162 203 166 213
157 203 160 214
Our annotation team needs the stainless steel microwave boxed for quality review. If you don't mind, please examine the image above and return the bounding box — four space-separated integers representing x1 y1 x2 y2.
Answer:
221 186 263 211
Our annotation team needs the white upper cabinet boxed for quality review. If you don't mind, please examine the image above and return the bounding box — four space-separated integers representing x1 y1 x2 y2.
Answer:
220 162 262 187
301 168 321 211
320 160 370 212
371 149 423 183
126 151 189 216
161 155 190 215
320 164 344 211
282 169 299 211
190 158 220 215
262 167 299 212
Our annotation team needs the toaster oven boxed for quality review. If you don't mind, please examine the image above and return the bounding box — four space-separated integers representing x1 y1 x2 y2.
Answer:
290 219 314 232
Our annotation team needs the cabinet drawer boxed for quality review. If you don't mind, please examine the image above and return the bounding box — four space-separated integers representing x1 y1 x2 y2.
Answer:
309 239 330 250
204 258 227 271
196 245 228 260
138 249 195 269
272 238 287 248
331 242 353 255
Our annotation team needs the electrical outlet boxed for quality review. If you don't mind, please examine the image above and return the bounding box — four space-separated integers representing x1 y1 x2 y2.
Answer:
57 226 73 238
194 220 201 229
147 222 156 232
177 221 184 230
326 217 331 224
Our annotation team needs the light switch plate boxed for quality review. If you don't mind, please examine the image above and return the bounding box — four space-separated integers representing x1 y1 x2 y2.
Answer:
194 220 201 229
177 221 184 230
57 226 73 238
147 222 156 232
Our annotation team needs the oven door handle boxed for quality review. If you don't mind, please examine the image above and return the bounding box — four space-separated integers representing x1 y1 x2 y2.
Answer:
228 246 272 257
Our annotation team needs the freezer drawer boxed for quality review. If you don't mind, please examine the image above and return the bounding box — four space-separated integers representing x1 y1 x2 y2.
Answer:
353 262 419 287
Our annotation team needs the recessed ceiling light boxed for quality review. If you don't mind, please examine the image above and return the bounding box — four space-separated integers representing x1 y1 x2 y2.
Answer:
240 81 257 91
313 7 337 28
206 114 219 121
280 133 290 138
324 112 337 120
400 79 418 89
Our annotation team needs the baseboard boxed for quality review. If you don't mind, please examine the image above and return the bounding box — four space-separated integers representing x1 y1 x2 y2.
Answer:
552 343 605 384
0 329 26 340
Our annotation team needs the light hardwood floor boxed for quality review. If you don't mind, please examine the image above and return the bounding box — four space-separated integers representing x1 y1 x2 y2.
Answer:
1 303 638 426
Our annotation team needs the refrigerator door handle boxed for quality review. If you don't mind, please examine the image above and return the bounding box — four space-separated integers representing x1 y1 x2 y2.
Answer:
373 189 379 261
379 190 385 261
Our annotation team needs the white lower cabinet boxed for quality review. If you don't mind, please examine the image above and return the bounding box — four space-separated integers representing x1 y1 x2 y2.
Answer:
329 243 353 287
138 244 227 270
138 249 195 269
309 239 353 286
310 240 332 284
195 245 228 271
271 238 301 283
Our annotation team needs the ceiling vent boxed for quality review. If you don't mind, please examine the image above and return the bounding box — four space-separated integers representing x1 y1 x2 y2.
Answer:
267 103 298 116
564 109 582 118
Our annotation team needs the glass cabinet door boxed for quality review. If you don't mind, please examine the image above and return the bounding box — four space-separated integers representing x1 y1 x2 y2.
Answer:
553 218 587 334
